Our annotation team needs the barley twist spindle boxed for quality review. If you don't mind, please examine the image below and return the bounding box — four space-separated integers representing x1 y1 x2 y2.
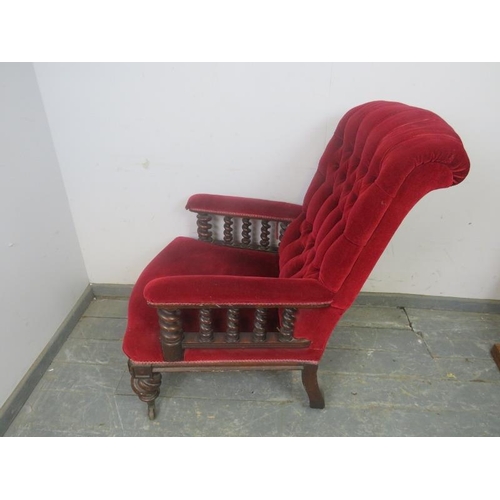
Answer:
197 213 213 242
199 308 214 342
226 307 240 342
223 216 234 245
252 308 268 342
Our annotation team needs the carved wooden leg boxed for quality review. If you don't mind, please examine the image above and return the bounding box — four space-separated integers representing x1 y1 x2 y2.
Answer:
129 368 162 420
301 364 325 409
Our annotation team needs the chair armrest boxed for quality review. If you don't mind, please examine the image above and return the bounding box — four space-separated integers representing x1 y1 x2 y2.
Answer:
144 276 334 308
186 193 302 222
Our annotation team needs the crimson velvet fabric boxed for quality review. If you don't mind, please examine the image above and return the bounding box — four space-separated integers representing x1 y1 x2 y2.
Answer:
123 100 470 365
123 237 280 362
144 276 334 307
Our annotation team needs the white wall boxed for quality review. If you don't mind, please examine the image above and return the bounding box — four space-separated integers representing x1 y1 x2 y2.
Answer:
0 63 88 408
34 62 500 300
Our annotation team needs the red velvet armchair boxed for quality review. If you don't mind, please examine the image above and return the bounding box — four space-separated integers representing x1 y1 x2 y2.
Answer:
123 101 470 419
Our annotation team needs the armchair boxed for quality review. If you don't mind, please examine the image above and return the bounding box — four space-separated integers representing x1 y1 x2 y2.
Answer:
123 100 470 419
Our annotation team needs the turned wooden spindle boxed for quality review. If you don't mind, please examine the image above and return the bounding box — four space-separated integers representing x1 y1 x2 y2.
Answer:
241 218 252 246
226 307 240 343
158 308 184 361
196 213 213 242
279 221 289 242
252 308 268 342
278 307 297 342
223 216 234 245
199 308 214 342
260 220 270 249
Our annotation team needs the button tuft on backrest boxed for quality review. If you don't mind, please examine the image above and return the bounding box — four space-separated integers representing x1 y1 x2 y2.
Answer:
279 101 470 295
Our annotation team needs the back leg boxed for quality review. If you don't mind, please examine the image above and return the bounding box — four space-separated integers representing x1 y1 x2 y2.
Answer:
301 364 325 409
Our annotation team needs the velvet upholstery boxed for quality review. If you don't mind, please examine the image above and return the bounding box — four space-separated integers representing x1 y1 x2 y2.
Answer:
145 276 334 308
123 100 470 366
123 237 280 362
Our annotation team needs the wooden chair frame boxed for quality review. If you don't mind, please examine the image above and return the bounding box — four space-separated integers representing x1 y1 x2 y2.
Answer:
129 208 325 419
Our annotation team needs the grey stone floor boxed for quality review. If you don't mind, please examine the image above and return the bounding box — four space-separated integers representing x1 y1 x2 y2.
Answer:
5 298 500 436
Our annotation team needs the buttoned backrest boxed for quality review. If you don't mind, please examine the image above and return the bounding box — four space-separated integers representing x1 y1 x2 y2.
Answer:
279 101 470 307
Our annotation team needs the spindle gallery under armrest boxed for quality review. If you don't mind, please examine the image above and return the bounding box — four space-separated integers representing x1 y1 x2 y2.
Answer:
193 212 290 251
155 305 312 361
186 195 301 250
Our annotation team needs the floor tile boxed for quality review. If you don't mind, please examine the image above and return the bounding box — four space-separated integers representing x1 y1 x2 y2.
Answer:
83 298 128 319
432 357 500 383
116 369 302 403
70 317 127 341
421 337 495 359
320 347 440 378
338 306 410 330
53 338 127 365
113 396 285 437
37 361 126 393
278 404 383 436
327 326 426 354
406 308 500 340
374 407 500 437
5 390 119 436
318 373 500 412
280 404 500 437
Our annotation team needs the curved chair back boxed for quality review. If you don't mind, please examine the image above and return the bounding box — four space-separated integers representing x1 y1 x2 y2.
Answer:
279 101 470 312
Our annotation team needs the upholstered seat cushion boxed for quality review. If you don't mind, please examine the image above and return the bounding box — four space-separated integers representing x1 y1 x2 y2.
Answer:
123 236 281 363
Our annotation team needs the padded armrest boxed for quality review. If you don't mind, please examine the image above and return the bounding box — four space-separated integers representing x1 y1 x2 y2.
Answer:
186 193 302 222
144 276 334 308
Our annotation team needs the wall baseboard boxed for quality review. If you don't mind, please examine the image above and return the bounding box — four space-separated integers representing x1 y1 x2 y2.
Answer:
90 283 133 298
91 283 500 315
0 284 95 436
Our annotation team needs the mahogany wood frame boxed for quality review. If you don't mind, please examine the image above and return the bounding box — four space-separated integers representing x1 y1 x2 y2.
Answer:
129 207 325 419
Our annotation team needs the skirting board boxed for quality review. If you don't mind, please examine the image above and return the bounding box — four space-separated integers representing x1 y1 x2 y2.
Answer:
0 285 95 436
91 283 500 314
